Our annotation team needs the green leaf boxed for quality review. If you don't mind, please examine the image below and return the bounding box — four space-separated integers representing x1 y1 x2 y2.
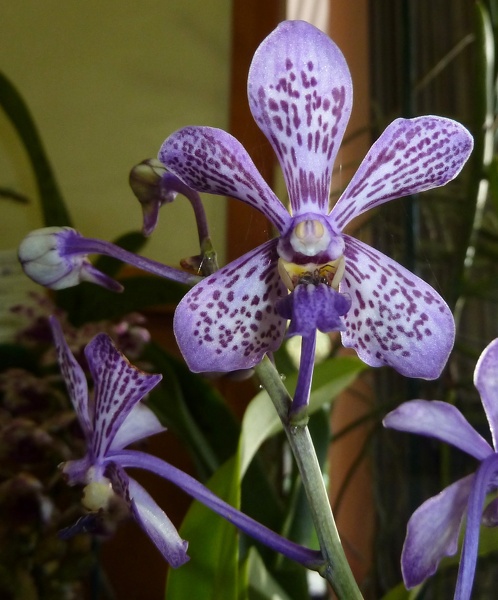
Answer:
380 582 423 600
0 187 29 203
243 547 293 600
165 457 241 600
0 71 72 226
239 355 368 476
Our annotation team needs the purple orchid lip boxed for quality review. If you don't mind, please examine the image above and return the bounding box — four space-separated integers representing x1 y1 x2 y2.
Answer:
158 20 473 379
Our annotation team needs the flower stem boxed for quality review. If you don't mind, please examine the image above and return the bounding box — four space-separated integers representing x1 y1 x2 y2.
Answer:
111 449 324 570
64 233 202 286
255 356 363 599
289 332 316 422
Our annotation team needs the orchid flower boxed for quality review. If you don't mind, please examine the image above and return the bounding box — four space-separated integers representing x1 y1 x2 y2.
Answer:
52 316 324 571
158 20 473 383
50 315 190 568
383 338 498 599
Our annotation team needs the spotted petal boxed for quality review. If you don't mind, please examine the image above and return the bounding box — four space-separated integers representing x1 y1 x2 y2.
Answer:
84 333 162 458
159 126 289 232
474 337 498 451
330 116 473 230
174 239 287 372
50 316 92 442
401 474 473 588
248 20 352 215
340 235 455 379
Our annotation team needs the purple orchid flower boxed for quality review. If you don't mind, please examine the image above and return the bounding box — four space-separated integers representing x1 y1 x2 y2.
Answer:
52 315 324 571
50 315 190 568
158 20 473 381
383 338 498 599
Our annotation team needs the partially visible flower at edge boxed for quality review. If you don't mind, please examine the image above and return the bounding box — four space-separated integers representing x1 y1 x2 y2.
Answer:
383 337 498 600
50 315 189 568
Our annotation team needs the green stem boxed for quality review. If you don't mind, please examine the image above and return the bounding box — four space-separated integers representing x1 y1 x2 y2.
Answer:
255 357 363 600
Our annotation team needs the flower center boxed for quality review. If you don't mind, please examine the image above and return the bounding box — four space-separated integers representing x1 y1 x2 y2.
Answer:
82 478 114 511
290 219 330 256
278 256 345 291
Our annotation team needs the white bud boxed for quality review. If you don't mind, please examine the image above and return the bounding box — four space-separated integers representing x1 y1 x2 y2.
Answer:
18 227 85 289
18 227 123 292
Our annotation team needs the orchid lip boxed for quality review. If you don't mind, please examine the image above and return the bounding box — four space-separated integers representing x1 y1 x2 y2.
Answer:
278 255 345 291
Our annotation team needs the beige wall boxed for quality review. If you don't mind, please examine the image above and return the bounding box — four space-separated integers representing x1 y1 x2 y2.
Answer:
0 1 231 266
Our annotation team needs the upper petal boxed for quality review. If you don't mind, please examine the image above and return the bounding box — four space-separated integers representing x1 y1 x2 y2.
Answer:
383 400 493 461
401 474 473 588
340 235 455 379
158 126 289 232
330 116 473 230
85 333 162 458
474 337 498 450
248 20 352 215
49 316 92 442
174 239 287 372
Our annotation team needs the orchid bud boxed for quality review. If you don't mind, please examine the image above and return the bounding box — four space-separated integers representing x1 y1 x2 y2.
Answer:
18 227 123 292
130 159 210 242
129 159 175 236
129 159 171 203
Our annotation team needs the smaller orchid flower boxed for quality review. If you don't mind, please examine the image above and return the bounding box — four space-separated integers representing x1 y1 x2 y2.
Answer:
52 316 322 571
50 315 189 568
383 338 498 599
